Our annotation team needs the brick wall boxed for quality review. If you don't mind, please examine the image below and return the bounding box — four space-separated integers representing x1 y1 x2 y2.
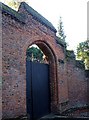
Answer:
1 2 88 119
67 60 87 105
2 13 27 118
64 57 88 116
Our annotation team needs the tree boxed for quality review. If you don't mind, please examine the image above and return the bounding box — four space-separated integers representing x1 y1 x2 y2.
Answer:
3 0 28 10
58 17 66 42
57 17 67 48
77 40 89 69
26 46 44 63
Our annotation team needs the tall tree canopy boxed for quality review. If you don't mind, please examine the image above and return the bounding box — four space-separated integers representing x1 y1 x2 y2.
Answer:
77 40 89 69
57 17 67 48
58 17 66 42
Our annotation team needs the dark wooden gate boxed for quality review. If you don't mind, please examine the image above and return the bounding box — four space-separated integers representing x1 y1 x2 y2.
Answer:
26 60 50 120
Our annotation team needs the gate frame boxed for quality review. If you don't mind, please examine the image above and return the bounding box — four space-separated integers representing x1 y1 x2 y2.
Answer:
25 40 58 115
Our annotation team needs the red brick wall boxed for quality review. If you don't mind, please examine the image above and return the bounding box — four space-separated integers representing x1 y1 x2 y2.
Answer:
65 59 88 114
1 3 88 119
2 14 27 118
2 9 68 118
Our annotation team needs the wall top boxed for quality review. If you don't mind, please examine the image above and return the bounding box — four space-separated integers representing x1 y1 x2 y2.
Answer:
0 2 25 23
0 2 57 33
19 2 57 32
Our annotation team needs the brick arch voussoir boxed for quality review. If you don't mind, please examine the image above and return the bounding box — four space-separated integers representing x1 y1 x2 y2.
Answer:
23 38 55 60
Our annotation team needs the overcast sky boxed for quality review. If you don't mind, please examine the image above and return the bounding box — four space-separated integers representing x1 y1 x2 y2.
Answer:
1 0 88 51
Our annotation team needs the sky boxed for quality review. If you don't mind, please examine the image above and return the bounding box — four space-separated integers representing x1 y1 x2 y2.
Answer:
1 0 88 52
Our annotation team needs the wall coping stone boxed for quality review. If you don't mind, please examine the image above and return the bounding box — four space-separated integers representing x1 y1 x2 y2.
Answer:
19 2 57 32
0 2 57 33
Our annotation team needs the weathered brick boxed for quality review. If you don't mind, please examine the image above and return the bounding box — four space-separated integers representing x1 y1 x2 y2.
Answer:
1 2 89 119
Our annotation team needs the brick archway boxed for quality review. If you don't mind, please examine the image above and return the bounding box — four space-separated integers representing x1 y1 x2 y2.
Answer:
25 40 58 112
2 2 89 119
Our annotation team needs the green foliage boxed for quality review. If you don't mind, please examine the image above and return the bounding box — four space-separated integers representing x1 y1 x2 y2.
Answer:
57 17 67 47
66 50 75 61
58 17 66 42
26 46 44 62
3 0 28 10
6 0 20 10
77 40 89 69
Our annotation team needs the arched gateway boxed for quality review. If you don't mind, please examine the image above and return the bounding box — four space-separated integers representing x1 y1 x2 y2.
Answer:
26 41 57 119
3 2 89 120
